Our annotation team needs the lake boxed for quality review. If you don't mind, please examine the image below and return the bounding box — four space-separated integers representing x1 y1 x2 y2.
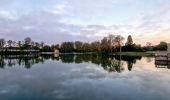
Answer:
0 54 170 100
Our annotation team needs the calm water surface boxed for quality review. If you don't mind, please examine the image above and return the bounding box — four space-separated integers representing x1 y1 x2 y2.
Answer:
0 54 170 100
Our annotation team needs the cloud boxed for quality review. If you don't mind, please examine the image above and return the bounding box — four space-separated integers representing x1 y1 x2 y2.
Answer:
0 10 18 20
0 0 170 45
0 10 105 43
42 1 71 15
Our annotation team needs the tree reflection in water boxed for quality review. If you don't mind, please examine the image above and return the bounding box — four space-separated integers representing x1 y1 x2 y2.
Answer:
0 54 143 72
58 54 142 72
0 55 45 69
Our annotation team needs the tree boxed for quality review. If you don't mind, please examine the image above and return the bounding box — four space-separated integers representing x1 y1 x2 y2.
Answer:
12 41 16 47
60 42 74 53
100 35 124 53
18 41 22 48
146 42 152 47
101 37 110 53
33 42 40 50
82 43 91 52
51 44 59 51
35 42 40 47
154 41 168 51
122 35 142 51
114 35 124 52
125 35 133 46
7 40 13 47
143 42 153 51
75 41 83 52
22 37 32 49
91 41 101 52
24 37 32 45
0 39 5 48
42 45 52 52
31 41 35 47
108 34 116 52
40 41 44 48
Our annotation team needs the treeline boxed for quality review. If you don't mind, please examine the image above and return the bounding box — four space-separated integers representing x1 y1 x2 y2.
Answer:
59 35 124 53
0 35 168 53
0 55 45 69
0 37 52 52
143 41 168 51
59 35 168 53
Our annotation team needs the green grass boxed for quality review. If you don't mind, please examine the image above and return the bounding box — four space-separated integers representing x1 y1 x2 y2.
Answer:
113 52 155 57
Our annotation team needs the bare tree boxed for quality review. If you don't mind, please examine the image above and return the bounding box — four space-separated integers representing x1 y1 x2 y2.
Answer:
24 37 32 45
18 41 22 48
125 35 133 46
40 41 44 48
0 39 6 48
7 40 13 47
114 35 124 52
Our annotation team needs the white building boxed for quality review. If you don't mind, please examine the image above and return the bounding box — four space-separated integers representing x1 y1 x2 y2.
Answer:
54 49 59 54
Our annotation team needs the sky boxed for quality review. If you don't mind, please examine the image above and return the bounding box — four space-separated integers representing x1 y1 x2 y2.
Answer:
0 0 170 45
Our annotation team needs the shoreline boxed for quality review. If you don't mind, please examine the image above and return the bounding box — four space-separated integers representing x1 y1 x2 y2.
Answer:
0 51 167 57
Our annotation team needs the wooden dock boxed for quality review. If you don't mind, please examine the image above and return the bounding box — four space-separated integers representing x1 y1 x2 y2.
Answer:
155 43 170 68
155 53 170 61
155 60 170 69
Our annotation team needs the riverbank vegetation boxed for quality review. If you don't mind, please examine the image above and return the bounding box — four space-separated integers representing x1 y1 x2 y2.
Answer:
0 35 168 54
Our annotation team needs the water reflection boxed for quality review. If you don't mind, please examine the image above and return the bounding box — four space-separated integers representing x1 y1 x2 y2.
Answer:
0 54 143 72
59 54 142 72
0 55 45 69
0 54 170 100
155 60 170 69
0 54 169 71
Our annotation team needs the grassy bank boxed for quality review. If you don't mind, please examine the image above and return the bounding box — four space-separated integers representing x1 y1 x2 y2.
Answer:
113 52 155 57
0 51 158 57
59 52 155 57
0 51 40 55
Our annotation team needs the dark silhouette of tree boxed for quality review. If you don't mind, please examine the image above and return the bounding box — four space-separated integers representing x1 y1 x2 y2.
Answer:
24 37 32 45
60 54 74 63
42 45 52 52
0 57 6 68
82 43 91 52
0 35 168 53
125 35 133 46
154 41 168 51
51 44 59 51
0 38 5 48
101 37 110 53
127 61 133 71
7 40 13 47
91 41 101 52
75 41 83 52
60 42 74 53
